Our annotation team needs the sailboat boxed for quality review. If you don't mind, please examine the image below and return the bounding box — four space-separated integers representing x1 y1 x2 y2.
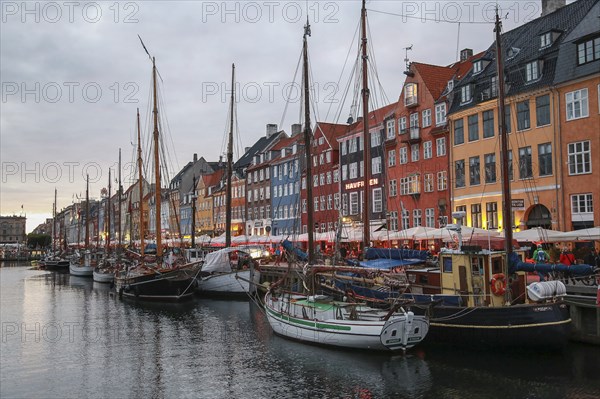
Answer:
264 7 429 352
93 168 116 283
41 188 70 272
69 175 95 277
401 11 596 348
195 64 260 298
114 50 201 302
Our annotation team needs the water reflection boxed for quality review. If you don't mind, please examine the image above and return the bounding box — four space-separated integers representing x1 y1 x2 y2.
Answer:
1 266 599 399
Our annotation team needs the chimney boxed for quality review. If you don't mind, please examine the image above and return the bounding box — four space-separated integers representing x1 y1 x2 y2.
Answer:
460 48 473 62
291 123 302 136
193 153 198 163
266 124 278 138
541 0 566 16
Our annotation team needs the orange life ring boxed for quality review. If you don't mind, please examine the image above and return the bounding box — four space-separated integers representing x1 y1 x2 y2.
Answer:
490 273 506 296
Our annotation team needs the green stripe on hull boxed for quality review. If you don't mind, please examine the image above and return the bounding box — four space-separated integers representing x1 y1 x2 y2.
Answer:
266 306 352 331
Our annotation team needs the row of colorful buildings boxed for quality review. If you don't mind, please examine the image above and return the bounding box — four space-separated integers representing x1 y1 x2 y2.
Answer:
46 0 599 246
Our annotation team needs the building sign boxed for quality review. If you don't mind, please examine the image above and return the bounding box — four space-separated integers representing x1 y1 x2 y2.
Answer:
254 221 263 227
511 199 525 210
344 178 379 191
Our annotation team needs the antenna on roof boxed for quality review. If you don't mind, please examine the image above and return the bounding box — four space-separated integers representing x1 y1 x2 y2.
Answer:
404 44 413 72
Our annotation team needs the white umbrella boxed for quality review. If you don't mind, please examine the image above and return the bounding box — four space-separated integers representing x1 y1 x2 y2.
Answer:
414 226 500 241
513 228 565 242
388 226 437 241
554 227 600 241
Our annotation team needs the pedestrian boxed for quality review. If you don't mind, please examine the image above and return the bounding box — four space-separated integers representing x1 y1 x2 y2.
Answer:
559 247 576 266
274 246 281 266
533 246 549 263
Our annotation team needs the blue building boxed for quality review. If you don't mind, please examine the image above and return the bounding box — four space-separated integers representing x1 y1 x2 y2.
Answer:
270 134 302 237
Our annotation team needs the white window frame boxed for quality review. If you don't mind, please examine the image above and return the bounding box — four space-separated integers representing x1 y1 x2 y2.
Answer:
436 137 446 157
566 88 589 121
422 109 432 128
568 140 591 175
373 188 383 213
435 103 446 126
423 141 432 159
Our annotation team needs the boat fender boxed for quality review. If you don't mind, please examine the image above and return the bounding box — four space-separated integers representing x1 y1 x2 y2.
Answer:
490 273 506 296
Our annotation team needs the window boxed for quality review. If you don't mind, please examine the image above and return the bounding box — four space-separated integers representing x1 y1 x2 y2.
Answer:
386 119 395 139
372 157 382 174
319 136 324 145
525 61 540 82
508 150 514 181
410 112 419 128
469 156 481 186
334 193 340 210
349 138 357 153
349 192 359 215
437 171 447 191
455 205 467 225
490 76 498 97
436 137 446 157
566 89 589 120
517 100 530 130
471 204 482 228
389 211 398 231
389 179 397 197
540 32 552 48
538 143 553 176
423 141 432 159
519 146 532 179
320 196 326 211
359 161 364 178
468 114 479 142
454 118 464 145
411 144 419 162
425 208 435 228
405 83 417 106
326 151 331 163
349 162 358 179
484 153 496 183
402 209 410 230
571 193 593 215
400 175 420 195
333 170 339 183
371 131 381 147
435 103 446 126
320 173 325 186
399 147 408 164
424 173 434 192
399 117 407 134
473 61 482 74
536 94 550 126
388 149 396 167
319 154 324 165
422 109 432 127
455 160 465 188
461 85 472 103
314 197 319 212
483 110 494 138
568 141 591 175
577 37 600 65
413 209 422 227
447 80 454 92
342 165 347 181
326 171 332 184
342 193 348 216
486 202 498 229
341 141 347 156
373 188 383 213
273 165 278 178
504 106 512 133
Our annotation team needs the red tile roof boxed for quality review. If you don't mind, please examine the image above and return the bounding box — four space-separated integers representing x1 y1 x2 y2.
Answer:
202 169 224 187
315 122 349 147
412 62 456 100
342 102 398 138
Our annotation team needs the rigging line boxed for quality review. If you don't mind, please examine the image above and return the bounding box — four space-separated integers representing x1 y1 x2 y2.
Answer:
279 48 304 130
367 8 494 24
325 19 360 122
456 22 461 62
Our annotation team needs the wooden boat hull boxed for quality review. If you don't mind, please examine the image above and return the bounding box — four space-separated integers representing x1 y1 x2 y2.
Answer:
195 270 257 298
93 269 115 283
42 260 70 273
410 300 571 347
264 292 429 351
115 269 196 302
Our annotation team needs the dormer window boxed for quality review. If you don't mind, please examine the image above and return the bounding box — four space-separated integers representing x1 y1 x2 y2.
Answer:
447 80 454 92
460 85 472 104
577 36 600 65
525 60 541 82
540 32 552 49
473 61 482 74
507 47 520 60
404 83 418 106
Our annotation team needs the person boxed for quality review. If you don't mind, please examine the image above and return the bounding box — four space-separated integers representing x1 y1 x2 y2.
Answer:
339 245 347 259
274 246 281 266
560 248 576 266
533 246 549 263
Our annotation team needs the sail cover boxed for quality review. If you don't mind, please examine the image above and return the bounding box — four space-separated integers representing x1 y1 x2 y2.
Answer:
202 247 242 273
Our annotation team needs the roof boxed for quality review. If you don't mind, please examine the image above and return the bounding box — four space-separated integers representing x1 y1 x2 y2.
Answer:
233 130 286 172
315 122 349 148
412 62 456 101
201 169 224 188
340 102 398 139
450 0 598 114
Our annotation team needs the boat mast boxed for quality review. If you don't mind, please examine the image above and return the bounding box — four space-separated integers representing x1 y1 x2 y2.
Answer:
361 0 371 249
85 175 90 248
118 148 122 254
495 9 513 302
225 63 235 248
136 108 145 256
106 169 112 253
52 188 56 253
152 56 162 258
191 174 197 248
302 18 315 265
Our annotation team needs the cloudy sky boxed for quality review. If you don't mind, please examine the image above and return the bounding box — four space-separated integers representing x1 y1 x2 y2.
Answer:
1 0 552 232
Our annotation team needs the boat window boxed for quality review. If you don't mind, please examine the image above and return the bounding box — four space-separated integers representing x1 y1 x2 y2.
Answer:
415 327 419 334
492 257 503 274
419 275 429 284
443 257 453 273
471 257 483 275
391 330 397 337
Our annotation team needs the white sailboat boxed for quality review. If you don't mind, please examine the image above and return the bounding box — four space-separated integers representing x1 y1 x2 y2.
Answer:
70 175 94 277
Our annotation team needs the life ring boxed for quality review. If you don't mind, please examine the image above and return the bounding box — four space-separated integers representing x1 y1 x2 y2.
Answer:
490 273 507 296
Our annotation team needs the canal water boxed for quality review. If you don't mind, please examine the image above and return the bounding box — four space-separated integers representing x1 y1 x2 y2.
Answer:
1 264 599 399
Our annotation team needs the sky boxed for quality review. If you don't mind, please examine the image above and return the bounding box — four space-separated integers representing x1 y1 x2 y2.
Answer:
1 0 555 233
